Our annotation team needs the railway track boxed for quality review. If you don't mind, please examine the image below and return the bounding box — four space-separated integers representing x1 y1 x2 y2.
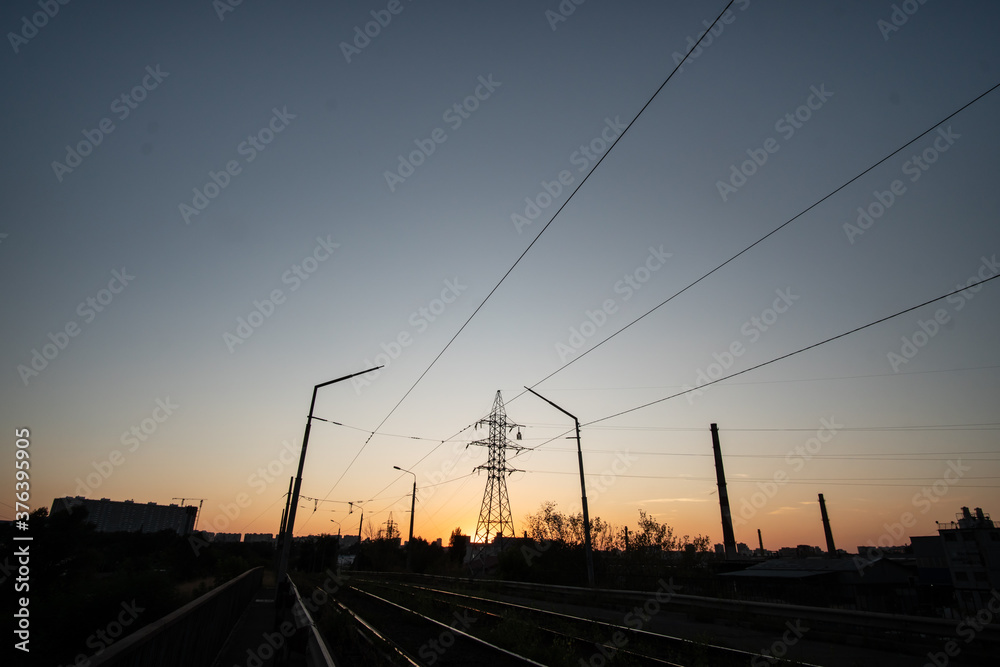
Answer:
335 571 1000 666
329 582 546 666
326 576 807 666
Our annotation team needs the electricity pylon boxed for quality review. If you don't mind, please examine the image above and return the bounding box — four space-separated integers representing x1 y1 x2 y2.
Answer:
469 390 524 547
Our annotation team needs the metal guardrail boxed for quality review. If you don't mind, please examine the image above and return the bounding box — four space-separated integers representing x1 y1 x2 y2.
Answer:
285 576 339 667
90 567 263 667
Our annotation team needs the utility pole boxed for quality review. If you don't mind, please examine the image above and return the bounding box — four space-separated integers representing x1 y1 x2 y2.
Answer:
276 366 381 603
350 501 364 550
524 387 595 587
275 478 293 574
394 466 417 570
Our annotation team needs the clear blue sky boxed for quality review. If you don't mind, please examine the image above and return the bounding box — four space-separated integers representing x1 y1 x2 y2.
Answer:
2 0 998 550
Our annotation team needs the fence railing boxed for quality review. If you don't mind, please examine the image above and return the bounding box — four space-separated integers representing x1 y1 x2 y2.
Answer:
90 566 263 667
285 575 339 667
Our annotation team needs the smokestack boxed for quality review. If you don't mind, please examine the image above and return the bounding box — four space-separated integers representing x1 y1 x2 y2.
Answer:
710 424 738 560
758 528 764 553
818 493 836 557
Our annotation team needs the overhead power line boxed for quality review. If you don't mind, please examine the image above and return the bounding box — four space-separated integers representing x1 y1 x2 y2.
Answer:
537 447 1000 460
320 417 1000 442
319 40 1000 507
543 363 1000 391
518 80 1000 401
516 272 1000 455
320 0 740 498
587 274 1000 427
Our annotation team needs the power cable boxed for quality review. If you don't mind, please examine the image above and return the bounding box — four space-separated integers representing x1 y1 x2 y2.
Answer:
519 81 1000 400
515 272 1000 454
586 274 1000 427
321 0 740 497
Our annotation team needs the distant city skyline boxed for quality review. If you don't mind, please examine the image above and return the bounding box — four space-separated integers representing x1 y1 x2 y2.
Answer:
2 1 999 553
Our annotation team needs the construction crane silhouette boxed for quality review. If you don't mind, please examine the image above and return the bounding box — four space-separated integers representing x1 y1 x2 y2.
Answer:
172 498 205 530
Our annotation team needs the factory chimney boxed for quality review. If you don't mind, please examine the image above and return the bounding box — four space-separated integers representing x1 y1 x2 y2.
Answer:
710 424 738 560
818 493 836 557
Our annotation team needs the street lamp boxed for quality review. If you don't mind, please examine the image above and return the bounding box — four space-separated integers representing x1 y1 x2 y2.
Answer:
393 465 417 570
524 386 595 587
349 500 366 549
275 366 382 599
330 519 341 538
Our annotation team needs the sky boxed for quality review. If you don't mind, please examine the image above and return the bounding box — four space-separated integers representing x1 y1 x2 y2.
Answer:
2 0 999 553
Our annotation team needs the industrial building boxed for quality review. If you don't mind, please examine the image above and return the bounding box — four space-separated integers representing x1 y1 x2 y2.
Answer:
913 507 1000 615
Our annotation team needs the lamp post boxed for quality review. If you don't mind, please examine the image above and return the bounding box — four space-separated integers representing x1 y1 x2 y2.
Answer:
393 465 417 570
275 366 381 601
524 386 595 587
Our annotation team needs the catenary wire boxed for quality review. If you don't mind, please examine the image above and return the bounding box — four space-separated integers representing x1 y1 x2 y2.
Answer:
319 0 740 498
514 272 1000 456
515 81 1000 403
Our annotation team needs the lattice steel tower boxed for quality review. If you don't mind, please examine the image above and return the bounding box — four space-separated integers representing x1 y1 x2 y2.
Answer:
469 390 523 546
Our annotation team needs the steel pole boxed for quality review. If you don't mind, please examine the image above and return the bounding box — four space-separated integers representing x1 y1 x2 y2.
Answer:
573 417 596 587
276 366 381 596
524 387 595 587
394 466 417 570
